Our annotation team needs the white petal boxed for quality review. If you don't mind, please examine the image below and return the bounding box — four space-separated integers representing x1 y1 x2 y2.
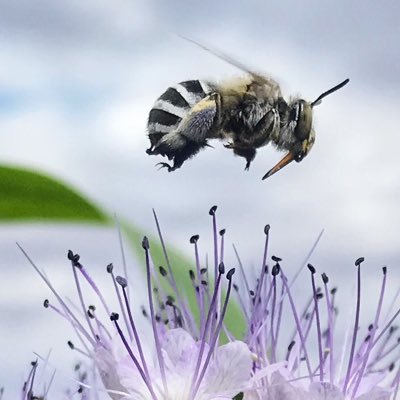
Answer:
308 382 344 400
161 328 196 365
356 386 392 400
199 340 253 399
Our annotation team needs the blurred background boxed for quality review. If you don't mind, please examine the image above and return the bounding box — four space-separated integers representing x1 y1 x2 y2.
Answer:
0 0 399 397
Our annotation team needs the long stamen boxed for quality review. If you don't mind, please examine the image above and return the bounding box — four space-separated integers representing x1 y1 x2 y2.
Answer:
110 313 158 400
274 278 285 357
270 264 279 362
351 266 387 398
191 234 205 336
192 268 235 399
143 237 168 396
69 252 97 340
308 264 324 381
322 273 335 384
78 262 111 317
343 257 364 394
280 268 314 380
190 263 224 397
209 206 220 337
116 276 151 381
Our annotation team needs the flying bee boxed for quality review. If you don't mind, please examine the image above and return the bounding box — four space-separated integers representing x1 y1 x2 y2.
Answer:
146 40 349 179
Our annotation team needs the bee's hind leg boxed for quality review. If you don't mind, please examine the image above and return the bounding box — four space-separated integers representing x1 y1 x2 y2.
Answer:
156 156 185 173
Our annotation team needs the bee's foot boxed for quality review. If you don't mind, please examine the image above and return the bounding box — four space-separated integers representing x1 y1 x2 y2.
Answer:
156 162 174 172
146 147 156 155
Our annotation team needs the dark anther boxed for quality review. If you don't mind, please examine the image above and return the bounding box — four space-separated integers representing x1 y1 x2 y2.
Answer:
271 255 282 262
141 307 148 317
307 264 316 274
164 319 169 325
249 290 255 296
272 263 280 276
201 280 208 286
382 266 387 274
233 283 239 291
116 276 128 288
74 363 81 371
316 292 324 300
305 313 311 320
43 299 49 308
106 263 114 273
190 234 199 244
389 326 398 334
155 314 161 322
159 266 167 277
78 386 83 394
218 262 225 274
364 334 371 342
195 286 200 292
31 360 38 367
110 312 119 321
316 287 322 293
331 287 337 295
209 205 217 216
89 305 95 311
355 257 365 267
368 323 374 331
189 270 195 281
288 340 296 352
87 309 94 319
322 273 329 284
219 229 226 236
264 224 270 235
226 268 235 280
264 265 269 274
142 236 150 250
389 362 395 372
200 268 207 274
67 250 81 267
67 340 75 349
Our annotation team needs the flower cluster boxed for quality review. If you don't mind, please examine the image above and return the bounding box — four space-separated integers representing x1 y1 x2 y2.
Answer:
19 207 400 400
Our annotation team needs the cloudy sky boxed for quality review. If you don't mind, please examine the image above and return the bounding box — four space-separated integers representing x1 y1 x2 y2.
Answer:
0 0 399 397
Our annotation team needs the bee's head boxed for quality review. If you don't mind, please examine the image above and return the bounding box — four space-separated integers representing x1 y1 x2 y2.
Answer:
262 78 349 180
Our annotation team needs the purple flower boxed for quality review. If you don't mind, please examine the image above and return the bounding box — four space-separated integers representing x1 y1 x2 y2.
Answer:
19 209 253 399
19 207 400 400
236 228 400 400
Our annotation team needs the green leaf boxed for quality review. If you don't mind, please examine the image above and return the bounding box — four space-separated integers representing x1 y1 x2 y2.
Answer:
123 222 246 340
0 165 108 223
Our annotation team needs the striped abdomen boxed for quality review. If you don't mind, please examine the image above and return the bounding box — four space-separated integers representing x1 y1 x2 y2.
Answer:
147 80 211 148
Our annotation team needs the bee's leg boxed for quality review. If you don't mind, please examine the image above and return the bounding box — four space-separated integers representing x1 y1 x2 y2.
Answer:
153 93 220 172
232 146 256 170
251 109 279 145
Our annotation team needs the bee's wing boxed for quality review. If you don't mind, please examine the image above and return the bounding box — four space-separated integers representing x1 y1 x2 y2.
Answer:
179 36 271 84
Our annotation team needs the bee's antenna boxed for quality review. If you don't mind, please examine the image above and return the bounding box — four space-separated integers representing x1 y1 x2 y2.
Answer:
177 35 258 77
311 78 350 107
